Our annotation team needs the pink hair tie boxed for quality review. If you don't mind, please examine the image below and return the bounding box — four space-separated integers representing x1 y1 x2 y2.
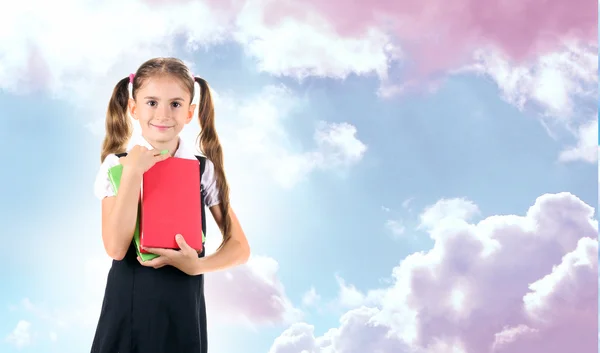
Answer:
129 73 135 83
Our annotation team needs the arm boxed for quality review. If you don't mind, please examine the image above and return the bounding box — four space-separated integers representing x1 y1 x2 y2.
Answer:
101 166 142 260
194 205 250 274
139 205 250 275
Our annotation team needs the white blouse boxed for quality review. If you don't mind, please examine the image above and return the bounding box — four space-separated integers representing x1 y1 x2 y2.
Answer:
93 134 221 208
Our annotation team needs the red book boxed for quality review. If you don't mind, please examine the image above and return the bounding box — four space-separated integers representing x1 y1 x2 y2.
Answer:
139 157 203 253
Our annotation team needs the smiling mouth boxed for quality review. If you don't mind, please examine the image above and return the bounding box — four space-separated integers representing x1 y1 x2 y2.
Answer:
150 124 173 129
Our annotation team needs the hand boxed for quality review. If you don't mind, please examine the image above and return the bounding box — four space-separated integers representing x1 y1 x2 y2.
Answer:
137 234 202 275
119 145 170 174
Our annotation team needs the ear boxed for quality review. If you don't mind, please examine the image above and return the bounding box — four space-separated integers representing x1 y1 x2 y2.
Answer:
128 98 138 120
186 103 196 124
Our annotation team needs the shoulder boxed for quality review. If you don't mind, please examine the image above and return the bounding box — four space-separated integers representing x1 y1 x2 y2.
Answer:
198 156 221 207
93 154 121 200
200 157 217 181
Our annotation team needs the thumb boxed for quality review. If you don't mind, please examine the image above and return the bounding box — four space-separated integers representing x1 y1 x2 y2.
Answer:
175 234 190 250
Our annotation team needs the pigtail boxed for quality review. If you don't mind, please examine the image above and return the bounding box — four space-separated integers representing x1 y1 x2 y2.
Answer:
100 76 132 162
194 76 232 250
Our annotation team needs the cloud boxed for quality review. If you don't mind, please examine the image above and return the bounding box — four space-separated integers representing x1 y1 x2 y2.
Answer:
335 276 366 308
418 197 480 230
302 287 321 307
265 0 596 75
559 119 598 163
462 41 597 123
0 0 228 95
205 255 302 326
460 42 597 162
233 0 400 80
0 0 398 100
5 320 33 349
402 197 414 210
199 84 367 188
332 275 385 311
3 0 595 157
385 219 405 237
8 296 99 344
269 192 598 352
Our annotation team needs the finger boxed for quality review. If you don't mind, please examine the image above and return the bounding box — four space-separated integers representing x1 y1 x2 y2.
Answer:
137 256 166 267
143 247 176 257
174 234 191 251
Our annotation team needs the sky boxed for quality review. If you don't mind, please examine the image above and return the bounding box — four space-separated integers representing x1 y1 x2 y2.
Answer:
0 0 598 352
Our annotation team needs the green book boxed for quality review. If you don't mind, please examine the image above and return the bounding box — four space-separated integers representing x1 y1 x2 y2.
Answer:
107 164 158 262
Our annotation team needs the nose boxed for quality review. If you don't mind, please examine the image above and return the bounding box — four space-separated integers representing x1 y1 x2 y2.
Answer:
156 103 171 119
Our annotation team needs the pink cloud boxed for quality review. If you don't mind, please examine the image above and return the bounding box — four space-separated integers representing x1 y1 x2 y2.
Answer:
204 255 301 325
264 0 596 75
269 192 598 352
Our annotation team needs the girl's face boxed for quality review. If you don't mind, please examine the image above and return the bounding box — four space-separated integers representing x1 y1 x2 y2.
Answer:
129 74 195 146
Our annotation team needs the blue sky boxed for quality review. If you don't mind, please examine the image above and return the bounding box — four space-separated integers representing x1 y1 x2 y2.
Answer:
1 2 597 353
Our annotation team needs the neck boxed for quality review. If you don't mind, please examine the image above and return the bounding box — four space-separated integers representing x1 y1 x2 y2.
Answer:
144 136 180 156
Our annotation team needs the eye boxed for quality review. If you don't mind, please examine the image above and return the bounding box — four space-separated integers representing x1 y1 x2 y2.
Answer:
171 102 182 108
146 100 157 107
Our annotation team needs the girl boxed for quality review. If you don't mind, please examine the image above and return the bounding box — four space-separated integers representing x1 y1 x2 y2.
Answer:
91 57 250 353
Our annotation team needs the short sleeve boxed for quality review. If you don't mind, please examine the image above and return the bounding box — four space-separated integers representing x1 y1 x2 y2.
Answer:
93 154 120 200
201 158 221 207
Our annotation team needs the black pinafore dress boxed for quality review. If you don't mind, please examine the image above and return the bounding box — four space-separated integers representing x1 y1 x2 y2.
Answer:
90 155 209 353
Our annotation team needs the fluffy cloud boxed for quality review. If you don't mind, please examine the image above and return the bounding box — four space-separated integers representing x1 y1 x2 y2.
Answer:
205 255 302 326
463 41 597 122
302 287 321 307
0 0 397 99
233 1 399 80
418 197 480 230
559 118 598 163
385 219 405 237
5 320 33 349
269 192 598 352
458 41 597 162
9 0 594 101
265 0 595 75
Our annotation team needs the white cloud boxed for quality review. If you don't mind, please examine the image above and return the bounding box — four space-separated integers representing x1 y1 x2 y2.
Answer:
269 192 598 353
459 41 598 164
335 275 366 308
385 219 405 237
302 287 321 307
333 275 385 310
419 197 480 231
0 0 397 102
559 119 598 163
464 41 597 123
233 0 400 81
492 324 539 351
205 255 303 326
269 322 321 353
179 84 366 189
5 320 32 349
402 197 415 210
0 0 227 97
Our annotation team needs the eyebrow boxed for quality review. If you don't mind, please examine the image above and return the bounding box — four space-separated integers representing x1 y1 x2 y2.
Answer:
143 96 186 101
